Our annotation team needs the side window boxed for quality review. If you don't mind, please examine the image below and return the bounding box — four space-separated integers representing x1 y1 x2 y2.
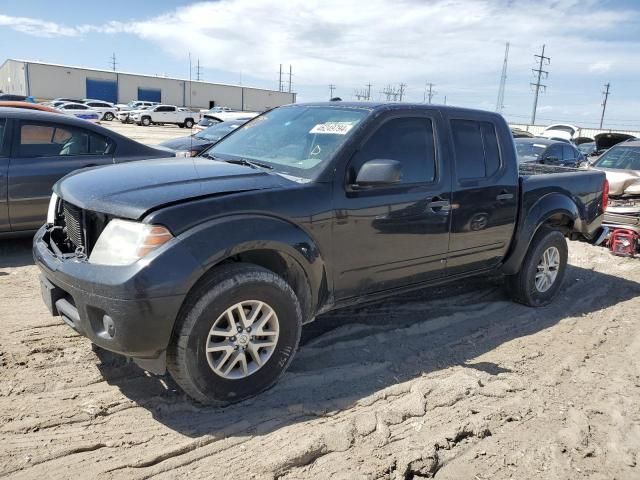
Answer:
351 117 436 185
563 144 576 160
166 106 176 112
19 123 112 157
450 119 501 180
544 144 562 160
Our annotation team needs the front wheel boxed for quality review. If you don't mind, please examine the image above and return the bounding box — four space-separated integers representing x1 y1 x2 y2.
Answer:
103 112 114 121
141 117 151 126
167 263 302 405
505 228 568 307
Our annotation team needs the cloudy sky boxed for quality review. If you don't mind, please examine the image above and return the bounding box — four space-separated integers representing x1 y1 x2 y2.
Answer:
1 0 639 129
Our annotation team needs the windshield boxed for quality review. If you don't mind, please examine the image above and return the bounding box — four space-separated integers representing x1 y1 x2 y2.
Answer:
194 122 241 141
578 143 595 154
594 146 640 171
515 142 547 159
207 105 369 179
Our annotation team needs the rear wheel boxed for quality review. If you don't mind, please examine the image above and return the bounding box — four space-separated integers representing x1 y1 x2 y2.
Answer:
184 118 194 129
167 263 302 405
103 112 114 121
506 228 568 307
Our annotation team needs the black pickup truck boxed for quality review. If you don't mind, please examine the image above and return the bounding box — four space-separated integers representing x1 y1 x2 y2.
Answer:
34 103 607 404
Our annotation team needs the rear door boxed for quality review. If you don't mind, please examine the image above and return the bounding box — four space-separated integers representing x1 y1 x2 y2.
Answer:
0 118 10 232
7 121 115 231
444 113 518 275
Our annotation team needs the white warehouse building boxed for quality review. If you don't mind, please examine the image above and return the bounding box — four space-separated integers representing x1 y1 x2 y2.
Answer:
0 59 296 111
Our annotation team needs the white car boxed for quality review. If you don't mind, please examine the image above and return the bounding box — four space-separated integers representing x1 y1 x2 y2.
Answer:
540 124 580 142
55 102 100 122
130 105 200 128
115 100 158 112
82 100 118 121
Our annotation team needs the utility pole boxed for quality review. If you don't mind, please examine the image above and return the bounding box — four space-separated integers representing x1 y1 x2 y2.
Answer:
398 83 407 102
366 83 372 101
279 64 283 92
329 84 336 99
109 52 117 71
196 59 202 81
288 65 292 93
530 44 550 125
496 42 509 113
444 95 447 105
423 82 436 103
600 82 610 129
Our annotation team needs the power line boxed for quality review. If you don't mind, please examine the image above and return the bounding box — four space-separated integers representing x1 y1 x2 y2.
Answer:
398 83 407 102
329 84 336 99
530 44 550 124
496 42 509 113
109 52 117 71
423 82 436 103
600 82 610 129
196 59 202 81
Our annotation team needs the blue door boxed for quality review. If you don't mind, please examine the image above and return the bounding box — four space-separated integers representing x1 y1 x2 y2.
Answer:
138 88 161 103
86 79 117 103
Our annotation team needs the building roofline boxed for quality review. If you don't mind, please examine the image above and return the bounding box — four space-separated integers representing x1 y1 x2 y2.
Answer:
2 58 293 96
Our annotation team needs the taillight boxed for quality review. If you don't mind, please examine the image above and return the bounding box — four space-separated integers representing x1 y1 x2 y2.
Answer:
602 179 609 211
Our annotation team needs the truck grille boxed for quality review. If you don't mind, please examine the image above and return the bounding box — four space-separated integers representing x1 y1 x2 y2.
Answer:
63 202 85 249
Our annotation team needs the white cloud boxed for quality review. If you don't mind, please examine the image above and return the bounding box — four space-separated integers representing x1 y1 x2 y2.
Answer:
0 14 79 37
588 62 612 73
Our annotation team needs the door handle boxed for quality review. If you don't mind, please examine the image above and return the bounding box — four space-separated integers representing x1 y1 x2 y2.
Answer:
496 192 514 201
427 198 451 213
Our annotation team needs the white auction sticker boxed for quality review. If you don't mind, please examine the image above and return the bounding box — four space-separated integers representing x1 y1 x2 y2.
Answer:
309 122 355 135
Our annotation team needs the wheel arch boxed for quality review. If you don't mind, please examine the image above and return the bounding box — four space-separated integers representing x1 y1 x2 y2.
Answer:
176 215 329 323
502 192 578 275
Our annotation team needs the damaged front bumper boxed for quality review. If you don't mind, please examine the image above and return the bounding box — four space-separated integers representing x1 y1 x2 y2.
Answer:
603 198 640 233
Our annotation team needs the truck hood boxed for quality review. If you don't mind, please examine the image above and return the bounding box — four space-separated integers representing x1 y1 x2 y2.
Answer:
54 158 291 220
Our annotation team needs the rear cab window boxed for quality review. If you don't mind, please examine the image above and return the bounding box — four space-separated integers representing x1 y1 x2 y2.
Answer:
450 119 501 181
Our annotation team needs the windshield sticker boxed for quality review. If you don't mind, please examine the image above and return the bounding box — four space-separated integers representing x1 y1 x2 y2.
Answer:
309 122 355 135
533 144 547 148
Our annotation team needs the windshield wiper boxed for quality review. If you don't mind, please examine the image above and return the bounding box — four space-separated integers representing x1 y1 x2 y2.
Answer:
199 152 273 170
224 158 274 170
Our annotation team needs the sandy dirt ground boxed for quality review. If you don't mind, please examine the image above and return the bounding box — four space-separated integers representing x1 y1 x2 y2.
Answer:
1 237 639 480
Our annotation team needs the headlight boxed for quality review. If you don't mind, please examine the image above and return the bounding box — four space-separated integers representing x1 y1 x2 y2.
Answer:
175 150 191 158
89 219 173 266
46 193 59 224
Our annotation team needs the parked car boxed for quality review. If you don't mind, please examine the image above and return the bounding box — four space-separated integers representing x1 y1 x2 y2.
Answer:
0 101 60 113
0 108 174 236
540 123 579 142
115 101 158 112
157 119 248 156
511 127 534 138
130 105 199 128
34 102 607 404
0 93 28 101
593 133 636 157
577 141 597 158
202 111 260 123
194 115 257 133
116 106 151 123
53 97 85 104
515 137 585 167
589 140 640 238
56 102 101 122
82 100 118 121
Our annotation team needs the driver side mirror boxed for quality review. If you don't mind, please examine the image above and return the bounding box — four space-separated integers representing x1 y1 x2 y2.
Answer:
353 159 402 188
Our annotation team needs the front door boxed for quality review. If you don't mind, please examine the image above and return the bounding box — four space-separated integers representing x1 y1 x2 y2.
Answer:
443 112 518 275
8 121 115 231
333 112 452 299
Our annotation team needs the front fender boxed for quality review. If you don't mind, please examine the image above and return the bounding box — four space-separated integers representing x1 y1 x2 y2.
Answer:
502 193 580 275
177 214 327 314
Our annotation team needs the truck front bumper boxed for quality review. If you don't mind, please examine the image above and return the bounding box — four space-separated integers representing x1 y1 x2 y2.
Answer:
33 225 203 373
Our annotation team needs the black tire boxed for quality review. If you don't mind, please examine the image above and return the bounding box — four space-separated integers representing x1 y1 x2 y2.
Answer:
141 116 151 126
178 124 185 129
103 112 114 121
184 118 194 129
506 228 568 307
167 263 302 405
